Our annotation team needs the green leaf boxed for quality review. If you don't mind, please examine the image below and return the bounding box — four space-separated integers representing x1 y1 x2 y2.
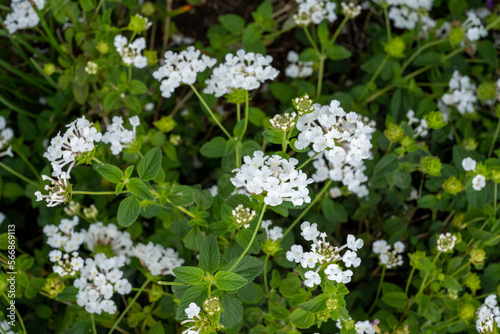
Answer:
94 163 123 183
326 45 352 60
117 196 141 227
268 82 294 103
262 129 284 144
199 235 220 274
138 147 162 181
219 14 245 34
290 308 316 329
129 79 149 95
242 23 265 54
279 273 301 298
147 322 165 334
477 41 498 67
220 296 244 328
374 153 398 176
124 165 134 179
172 266 205 284
168 185 195 206
79 0 95 11
214 271 247 291
381 292 408 310
103 92 120 111
222 256 263 282
184 226 205 251
200 137 227 158
236 228 260 254
126 178 155 201
298 294 328 313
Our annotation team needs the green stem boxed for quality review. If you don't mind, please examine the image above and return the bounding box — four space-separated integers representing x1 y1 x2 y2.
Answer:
495 183 498 220
2 292 27 334
450 261 470 277
433 318 462 331
168 201 196 219
127 66 132 85
488 120 500 158
359 56 388 101
264 254 270 296
236 91 250 169
368 266 386 315
90 0 105 25
190 85 231 139
330 16 349 45
91 314 97 334
229 204 267 272
302 27 320 54
236 103 241 122
108 279 150 334
486 16 500 31
405 267 416 296
281 131 288 153
12 147 41 181
92 157 104 164
73 190 128 195
156 281 197 286
383 6 392 40
281 179 332 240
297 152 321 170
316 54 326 100
401 39 447 73
0 161 39 187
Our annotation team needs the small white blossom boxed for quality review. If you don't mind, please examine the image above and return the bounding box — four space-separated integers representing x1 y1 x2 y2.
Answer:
304 271 321 287
472 174 486 191
462 157 477 171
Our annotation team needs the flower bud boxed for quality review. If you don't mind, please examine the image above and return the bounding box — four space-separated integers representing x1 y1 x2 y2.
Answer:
292 94 314 115
153 116 176 133
423 111 446 129
128 14 152 34
464 273 481 293
141 1 156 16
463 137 478 151
144 50 158 66
469 247 486 266
443 176 464 195
477 82 497 101
43 63 56 75
458 303 475 320
421 156 442 176
449 27 465 46
384 123 405 142
42 276 66 299
384 37 405 58
203 296 222 315
96 41 109 54
262 239 282 256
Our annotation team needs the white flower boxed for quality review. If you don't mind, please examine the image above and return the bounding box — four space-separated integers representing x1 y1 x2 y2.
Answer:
346 234 364 251
354 320 375 334
304 271 321 287
440 71 477 115
285 50 313 78
185 303 201 319
300 221 320 241
286 245 304 263
204 50 279 97
472 174 486 191
437 232 457 253
372 240 389 254
342 250 361 268
4 0 45 34
462 157 477 171
393 241 405 253
293 0 337 26
154 46 216 98
49 250 62 262
231 151 313 207
133 241 184 276
114 35 149 69
101 116 139 155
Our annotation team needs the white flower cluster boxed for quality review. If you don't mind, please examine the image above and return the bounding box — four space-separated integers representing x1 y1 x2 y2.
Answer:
293 0 337 26
74 254 132 315
476 295 500 333
0 116 14 159
102 116 140 155
35 173 71 207
232 204 256 229
270 112 297 131
43 116 102 177
43 216 85 252
171 33 195 46
437 232 457 253
286 222 364 287
49 250 84 277
0 320 15 334
133 242 184 276
153 46 216 98
4 0 45 34
295 100 375 197
354 320 376 334
462 12 488 42
204 50 279 97
384 0 434 31
285 51 313 79
372 240 405 269
406 110 429 137
113 35 148 69
85 61 98 75
230 151 314 206
440 70 477 115
86 222 134 260
262 220 283 241
462 157 487 191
